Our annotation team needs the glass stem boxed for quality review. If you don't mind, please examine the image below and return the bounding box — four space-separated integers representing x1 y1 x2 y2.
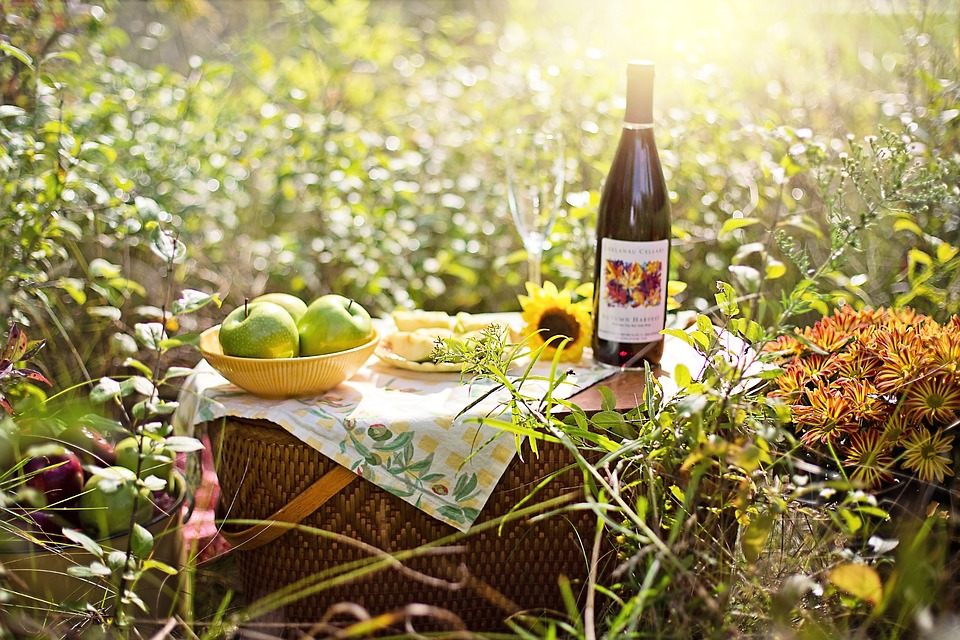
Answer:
527 249 542 286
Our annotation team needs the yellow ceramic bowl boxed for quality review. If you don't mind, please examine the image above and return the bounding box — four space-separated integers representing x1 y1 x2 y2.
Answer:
199 326 379 399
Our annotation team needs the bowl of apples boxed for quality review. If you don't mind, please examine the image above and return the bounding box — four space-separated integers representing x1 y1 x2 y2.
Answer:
199 292 380 399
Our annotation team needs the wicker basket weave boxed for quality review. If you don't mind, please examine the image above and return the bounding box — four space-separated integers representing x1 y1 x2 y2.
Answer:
208 416 610 632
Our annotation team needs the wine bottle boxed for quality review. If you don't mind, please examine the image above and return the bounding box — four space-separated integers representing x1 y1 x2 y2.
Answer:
591 61 672 368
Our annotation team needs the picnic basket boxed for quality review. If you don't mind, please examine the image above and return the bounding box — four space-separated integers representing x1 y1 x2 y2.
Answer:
208 415 611 632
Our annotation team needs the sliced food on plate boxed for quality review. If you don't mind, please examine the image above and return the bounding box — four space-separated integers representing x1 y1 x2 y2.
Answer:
376 310 521 372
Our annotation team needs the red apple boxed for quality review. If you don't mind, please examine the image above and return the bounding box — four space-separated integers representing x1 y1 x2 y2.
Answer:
21 444 85 505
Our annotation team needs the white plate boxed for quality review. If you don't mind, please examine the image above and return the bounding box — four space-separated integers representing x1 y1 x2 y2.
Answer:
374 340 463 373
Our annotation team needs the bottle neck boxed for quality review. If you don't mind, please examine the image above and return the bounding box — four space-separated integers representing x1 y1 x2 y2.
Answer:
622 122 654 131
625 61 655 128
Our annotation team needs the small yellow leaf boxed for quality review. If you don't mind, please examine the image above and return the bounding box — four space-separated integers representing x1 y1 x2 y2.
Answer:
936 242 959 264
829 563 883 606
674 363 692 388
719 217 762 239
893 217 924 236
741 513 776 564
765 258 787 280
908 248 932 267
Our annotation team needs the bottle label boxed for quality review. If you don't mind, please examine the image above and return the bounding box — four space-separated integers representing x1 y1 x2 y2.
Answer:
596 238 669 343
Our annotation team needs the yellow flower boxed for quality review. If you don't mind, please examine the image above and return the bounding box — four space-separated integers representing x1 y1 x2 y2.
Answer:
902 375 960 425
901 427 954 484
843 431 895 488
518 281 593 363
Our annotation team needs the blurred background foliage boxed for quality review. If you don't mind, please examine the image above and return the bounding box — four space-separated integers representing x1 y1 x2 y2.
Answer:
0 0 958 390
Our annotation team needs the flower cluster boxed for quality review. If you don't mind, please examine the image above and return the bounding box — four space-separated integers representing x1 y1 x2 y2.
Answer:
766 306 960 488
603 260 663 309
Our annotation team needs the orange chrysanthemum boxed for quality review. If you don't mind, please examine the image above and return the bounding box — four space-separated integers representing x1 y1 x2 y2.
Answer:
794 385 859 446
902 375 960 425
843 431 895 488
766 306 960 488
901 427 955 484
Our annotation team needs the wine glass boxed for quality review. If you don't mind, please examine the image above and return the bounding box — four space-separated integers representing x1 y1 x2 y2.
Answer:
505 127 565 286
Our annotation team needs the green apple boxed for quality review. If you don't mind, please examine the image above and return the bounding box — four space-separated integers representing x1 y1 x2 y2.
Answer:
78 466 155 539
219 301 300 358
250 293 308 324
298 295 374 356
114 436 173 484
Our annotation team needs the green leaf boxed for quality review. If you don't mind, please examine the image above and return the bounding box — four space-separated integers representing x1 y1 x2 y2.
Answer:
840 508 863 533
662 328 694 348
42 50 81 65
68 563 112 578
829 563 883 607
0 105 25 118
696 314 713 336
158 334 199 349
123 376 157 397
738 319 763 343
135 323 166 350
62 528 103 558
150 228 186 264
56 278 87 304
715 281 740 317
752 367 786 380
718 217 761 239
130 524 154 560
142 559 178 576
741 514 776 564
123 357 154 377
599 386 617 412
592 410 629 437
107 550 129 570
0 42 33 67
668 485 685 503
163 436 205 453
90 258 122 279
856 506 890 520
89 306 122 321
89 377 123 404
172 289 221 315
164 366 198 380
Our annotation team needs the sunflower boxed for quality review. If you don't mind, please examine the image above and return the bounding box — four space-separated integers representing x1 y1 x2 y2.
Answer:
518 281 593 362
900 426 954 484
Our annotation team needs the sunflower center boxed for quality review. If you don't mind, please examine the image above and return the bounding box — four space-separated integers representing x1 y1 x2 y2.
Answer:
925 394 945 410
538 309 580 344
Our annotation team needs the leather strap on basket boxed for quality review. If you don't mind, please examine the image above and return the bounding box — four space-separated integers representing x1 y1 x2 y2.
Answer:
221 464 358 552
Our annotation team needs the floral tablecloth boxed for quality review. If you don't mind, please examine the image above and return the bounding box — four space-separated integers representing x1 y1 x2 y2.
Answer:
174 316 619 532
